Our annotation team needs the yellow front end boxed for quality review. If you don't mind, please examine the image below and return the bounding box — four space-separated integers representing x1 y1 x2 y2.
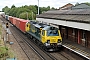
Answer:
46 36 62 43
25 23 30 32
41 30 62 48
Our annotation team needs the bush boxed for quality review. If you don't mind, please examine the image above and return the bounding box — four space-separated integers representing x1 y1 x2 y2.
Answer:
0 47 8 58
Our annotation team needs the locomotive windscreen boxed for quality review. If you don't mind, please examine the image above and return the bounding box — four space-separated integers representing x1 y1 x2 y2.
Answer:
50 27 55 30
47 30 59 36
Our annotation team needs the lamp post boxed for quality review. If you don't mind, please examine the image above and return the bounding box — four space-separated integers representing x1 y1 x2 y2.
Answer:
38 0 39 15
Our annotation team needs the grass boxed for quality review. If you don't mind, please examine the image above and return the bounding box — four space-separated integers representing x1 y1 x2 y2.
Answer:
0 25 2 35
0 47 8 54
0 23 15 59
8 50 15 58
0 46 8 58
0 24 8 58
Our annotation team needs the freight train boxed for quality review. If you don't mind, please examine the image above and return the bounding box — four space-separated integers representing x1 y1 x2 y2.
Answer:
3 15 62 51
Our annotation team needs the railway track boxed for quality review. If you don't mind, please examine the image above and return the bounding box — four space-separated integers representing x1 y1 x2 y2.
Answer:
1 16 58 60
10 26 39 60
10 24 76 60
1 16 77 60
10 24 57 60
50 51 76 60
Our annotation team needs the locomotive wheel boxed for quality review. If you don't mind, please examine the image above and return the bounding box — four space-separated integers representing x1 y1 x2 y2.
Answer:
30 36 33 39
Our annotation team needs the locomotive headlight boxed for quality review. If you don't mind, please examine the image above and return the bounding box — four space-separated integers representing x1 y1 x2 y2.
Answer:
57 39 62 45
58 39 61 43
47 40 50 44
45 40 50 46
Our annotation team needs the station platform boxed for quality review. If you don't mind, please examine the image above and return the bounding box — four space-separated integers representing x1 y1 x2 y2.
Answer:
62 39 90 60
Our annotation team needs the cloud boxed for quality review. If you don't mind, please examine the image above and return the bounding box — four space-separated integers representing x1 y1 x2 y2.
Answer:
0 0 90 11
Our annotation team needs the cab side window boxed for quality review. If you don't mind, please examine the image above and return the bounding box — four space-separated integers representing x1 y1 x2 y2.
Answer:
27 25 28 27
42 30 45 36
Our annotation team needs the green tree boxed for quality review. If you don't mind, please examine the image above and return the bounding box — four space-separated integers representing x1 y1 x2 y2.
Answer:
2 6 8 11
26 5 37 14
34 5 38 14
9 8 19 17
2 6 10 14
51 7 56 10
39 6 50 14
11 4 16 8
16 8 30 18
9 8 15 16
2 5 53 20
47 6 50 10
84 2 90 6
19 11 36 20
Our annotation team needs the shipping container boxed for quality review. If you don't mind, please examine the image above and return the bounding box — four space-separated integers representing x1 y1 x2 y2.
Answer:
16 18 22 29
5 15 9 20
19 20 29 33
9 16 13 23
8 16 11 22
12 17 18 25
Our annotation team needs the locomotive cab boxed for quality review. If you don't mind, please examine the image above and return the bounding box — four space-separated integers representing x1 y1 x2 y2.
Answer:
41 26 62 51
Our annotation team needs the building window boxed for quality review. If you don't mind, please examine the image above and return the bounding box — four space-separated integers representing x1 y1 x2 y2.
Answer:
82 31 86 39
72 29 75 35
61 27 65 29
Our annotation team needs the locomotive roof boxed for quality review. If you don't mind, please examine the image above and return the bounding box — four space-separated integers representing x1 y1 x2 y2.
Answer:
42 26 58 30
34 23 48 28
30 21 37 24
28 20 58 29
34 24 42 28
29 21 47 29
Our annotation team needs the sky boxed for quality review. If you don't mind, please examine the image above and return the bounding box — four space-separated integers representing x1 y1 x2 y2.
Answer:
0 0 90 11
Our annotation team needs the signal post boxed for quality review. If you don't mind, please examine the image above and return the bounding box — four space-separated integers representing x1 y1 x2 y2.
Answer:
6 23 9 42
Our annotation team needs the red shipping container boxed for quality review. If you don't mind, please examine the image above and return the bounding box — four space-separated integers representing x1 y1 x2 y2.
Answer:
9 16 11 22
19 20 29 33
12 17 17 25
8 16 11 22
9 16 13 24
16 18 22 29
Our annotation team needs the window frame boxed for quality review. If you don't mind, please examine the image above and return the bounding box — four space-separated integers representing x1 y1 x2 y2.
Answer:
42 30 45 36
82 31 86 40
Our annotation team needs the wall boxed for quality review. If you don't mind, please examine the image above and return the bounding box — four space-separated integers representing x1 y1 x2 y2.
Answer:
86 31 90 48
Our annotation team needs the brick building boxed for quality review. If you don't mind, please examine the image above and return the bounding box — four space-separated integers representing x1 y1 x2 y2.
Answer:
36 4 90 48
59 3 73 10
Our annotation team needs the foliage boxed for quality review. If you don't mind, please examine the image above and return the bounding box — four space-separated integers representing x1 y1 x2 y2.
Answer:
2 5 55 20
2 6 10 14
51 7 56 10
84 2 90 6
0 47 8 58
11 4 16 8
39 6 50 14
0 25 2 34
75 2 90 6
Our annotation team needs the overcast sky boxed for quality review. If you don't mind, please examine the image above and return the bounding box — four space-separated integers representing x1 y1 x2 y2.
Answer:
0 0 90 11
